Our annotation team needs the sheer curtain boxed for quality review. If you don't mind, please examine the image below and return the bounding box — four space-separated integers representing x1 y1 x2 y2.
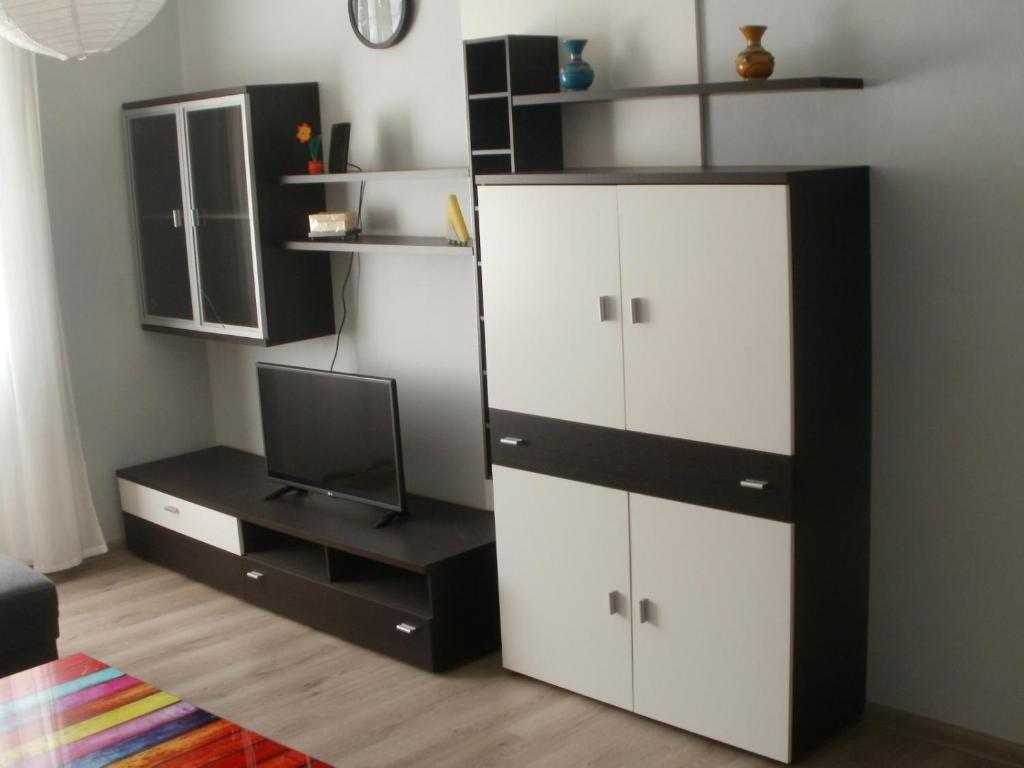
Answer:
0 39 107 572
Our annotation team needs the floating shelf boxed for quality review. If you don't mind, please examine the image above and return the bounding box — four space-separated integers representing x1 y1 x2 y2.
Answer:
468 91 510 100
279 167 470 185
512 77 864 107
471 148 512 156
283 235 472 256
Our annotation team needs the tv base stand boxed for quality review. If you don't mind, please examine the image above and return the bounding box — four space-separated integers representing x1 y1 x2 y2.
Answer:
116 446 499 672
263 484 308 501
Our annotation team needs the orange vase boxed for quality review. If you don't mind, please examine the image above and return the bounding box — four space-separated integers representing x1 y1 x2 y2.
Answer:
307 160 324 174
735 25 775 80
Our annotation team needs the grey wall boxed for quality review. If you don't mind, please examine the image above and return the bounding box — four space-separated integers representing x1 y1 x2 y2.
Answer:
175 0 489 509
36 4 215 542
703 0 1024 745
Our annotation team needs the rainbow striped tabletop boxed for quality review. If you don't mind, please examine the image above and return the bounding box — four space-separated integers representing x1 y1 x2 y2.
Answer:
0 654 330 767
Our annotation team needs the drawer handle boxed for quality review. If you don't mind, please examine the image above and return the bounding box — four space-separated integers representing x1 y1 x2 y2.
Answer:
499 436 526 447
246 570 264 581
597 295 613 323
608 590 621 616
740 479 769 491
163 505 180 515
630 297 644 324
396 622 418 635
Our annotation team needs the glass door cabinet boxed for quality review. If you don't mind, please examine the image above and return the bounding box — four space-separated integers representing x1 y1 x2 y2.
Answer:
123 85 334 345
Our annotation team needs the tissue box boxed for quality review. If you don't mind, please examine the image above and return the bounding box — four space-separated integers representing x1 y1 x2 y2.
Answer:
308 211 358 236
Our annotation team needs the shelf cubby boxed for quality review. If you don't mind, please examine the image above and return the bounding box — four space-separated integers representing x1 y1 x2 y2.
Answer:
327 549 431 618
241 522 328 582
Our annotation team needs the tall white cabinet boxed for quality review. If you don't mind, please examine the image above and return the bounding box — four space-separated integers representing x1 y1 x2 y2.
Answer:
478 168 871 763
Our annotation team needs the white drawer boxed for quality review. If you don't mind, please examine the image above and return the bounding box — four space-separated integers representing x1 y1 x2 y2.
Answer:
118 479 242 555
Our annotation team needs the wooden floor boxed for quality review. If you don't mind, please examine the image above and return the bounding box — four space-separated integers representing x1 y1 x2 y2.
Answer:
51 550 1007 768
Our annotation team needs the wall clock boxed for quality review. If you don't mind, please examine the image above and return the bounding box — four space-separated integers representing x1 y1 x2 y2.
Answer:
349 0 410 49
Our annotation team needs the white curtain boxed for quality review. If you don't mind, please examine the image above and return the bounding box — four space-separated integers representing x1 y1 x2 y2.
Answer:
0 39 107 572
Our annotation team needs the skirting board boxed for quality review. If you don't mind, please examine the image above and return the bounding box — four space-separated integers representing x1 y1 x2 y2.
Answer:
865 703 1024 767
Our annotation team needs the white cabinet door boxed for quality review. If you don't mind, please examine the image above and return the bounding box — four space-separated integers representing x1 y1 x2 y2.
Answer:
493 467 633 710
479 186 625 429
618 185 794 455
630 494 793 762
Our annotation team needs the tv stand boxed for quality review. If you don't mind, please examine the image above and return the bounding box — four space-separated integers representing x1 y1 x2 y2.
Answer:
263 485 308 501
116 447 499 672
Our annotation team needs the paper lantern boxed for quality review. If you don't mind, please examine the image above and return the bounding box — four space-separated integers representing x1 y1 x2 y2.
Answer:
0 0 167 61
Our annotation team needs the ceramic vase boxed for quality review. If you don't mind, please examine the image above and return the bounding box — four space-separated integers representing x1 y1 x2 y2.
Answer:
560 39 595 91
735 25 775 80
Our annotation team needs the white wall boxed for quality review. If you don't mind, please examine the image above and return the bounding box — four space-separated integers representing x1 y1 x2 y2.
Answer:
36 4 215 542
176 0 489 509
461 0 703 166
702 0 1024 745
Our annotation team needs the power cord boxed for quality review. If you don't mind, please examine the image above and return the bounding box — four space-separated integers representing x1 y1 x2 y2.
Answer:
329 253 356 371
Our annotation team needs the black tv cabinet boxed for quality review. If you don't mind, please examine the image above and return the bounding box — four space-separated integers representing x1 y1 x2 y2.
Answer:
116 447 499 671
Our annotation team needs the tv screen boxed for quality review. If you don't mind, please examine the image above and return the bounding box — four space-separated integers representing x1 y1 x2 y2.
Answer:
257 363 405 512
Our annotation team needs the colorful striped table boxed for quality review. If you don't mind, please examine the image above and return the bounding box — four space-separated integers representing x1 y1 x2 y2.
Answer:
0 654 330 767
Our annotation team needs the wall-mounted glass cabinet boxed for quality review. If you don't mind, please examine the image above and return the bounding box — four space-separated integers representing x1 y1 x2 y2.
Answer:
123 84 334 345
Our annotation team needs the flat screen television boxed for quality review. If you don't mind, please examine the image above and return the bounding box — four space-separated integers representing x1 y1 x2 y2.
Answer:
257 363 406 525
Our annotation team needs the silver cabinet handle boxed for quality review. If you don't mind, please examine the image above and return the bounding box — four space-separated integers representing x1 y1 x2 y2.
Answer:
499 436 525 447
598 295 613 322
638 598 651 624
163 505 180 515
246 570 264 581
740 479 769 491
608 590 620 615
171 209 184 229
396 623 418 635
630 297 644 324
191 207 202 227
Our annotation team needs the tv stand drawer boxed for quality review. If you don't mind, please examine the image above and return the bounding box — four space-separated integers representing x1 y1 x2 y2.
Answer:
241 558 435 670
118 479 242 555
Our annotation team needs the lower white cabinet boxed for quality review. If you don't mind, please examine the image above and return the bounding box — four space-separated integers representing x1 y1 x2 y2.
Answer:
630 493 793 762
493 467 633 710
494 467 794 762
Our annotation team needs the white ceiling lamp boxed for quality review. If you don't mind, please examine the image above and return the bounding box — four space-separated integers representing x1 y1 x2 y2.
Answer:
0 0 167 61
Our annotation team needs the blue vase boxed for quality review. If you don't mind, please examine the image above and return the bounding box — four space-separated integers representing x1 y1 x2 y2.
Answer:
560 39 595 91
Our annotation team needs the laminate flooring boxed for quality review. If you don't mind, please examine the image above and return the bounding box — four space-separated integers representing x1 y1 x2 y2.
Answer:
51 551 1010 768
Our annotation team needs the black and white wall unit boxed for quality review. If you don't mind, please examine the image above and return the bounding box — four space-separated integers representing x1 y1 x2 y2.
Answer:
476 167 871 763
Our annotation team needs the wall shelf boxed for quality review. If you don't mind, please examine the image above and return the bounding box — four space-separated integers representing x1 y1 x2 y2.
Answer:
283 235 472 256
279 167 469 185
512 77 864 107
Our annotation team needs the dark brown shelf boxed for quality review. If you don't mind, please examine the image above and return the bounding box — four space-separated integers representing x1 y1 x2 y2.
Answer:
476 165 868 186
512 77 864 106
117 446 496 574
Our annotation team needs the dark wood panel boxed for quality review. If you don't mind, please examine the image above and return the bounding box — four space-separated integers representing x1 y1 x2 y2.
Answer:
117 447 496 573
490 410 793 522
247 84 335 346
241 557 435 670
427 545 501 671
511 77 863 106
788 167 872 758
476 165 866 186
123 514 243 598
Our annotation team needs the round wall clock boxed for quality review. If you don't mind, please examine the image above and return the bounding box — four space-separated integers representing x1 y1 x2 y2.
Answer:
349 0 410 49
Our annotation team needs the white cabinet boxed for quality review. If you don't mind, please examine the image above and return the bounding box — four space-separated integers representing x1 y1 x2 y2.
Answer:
480 170 871 763
493 467 633 710
478 186 625 429
630 493 793 762
479 184 794 455
493 467 793 761
618 186 793 455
